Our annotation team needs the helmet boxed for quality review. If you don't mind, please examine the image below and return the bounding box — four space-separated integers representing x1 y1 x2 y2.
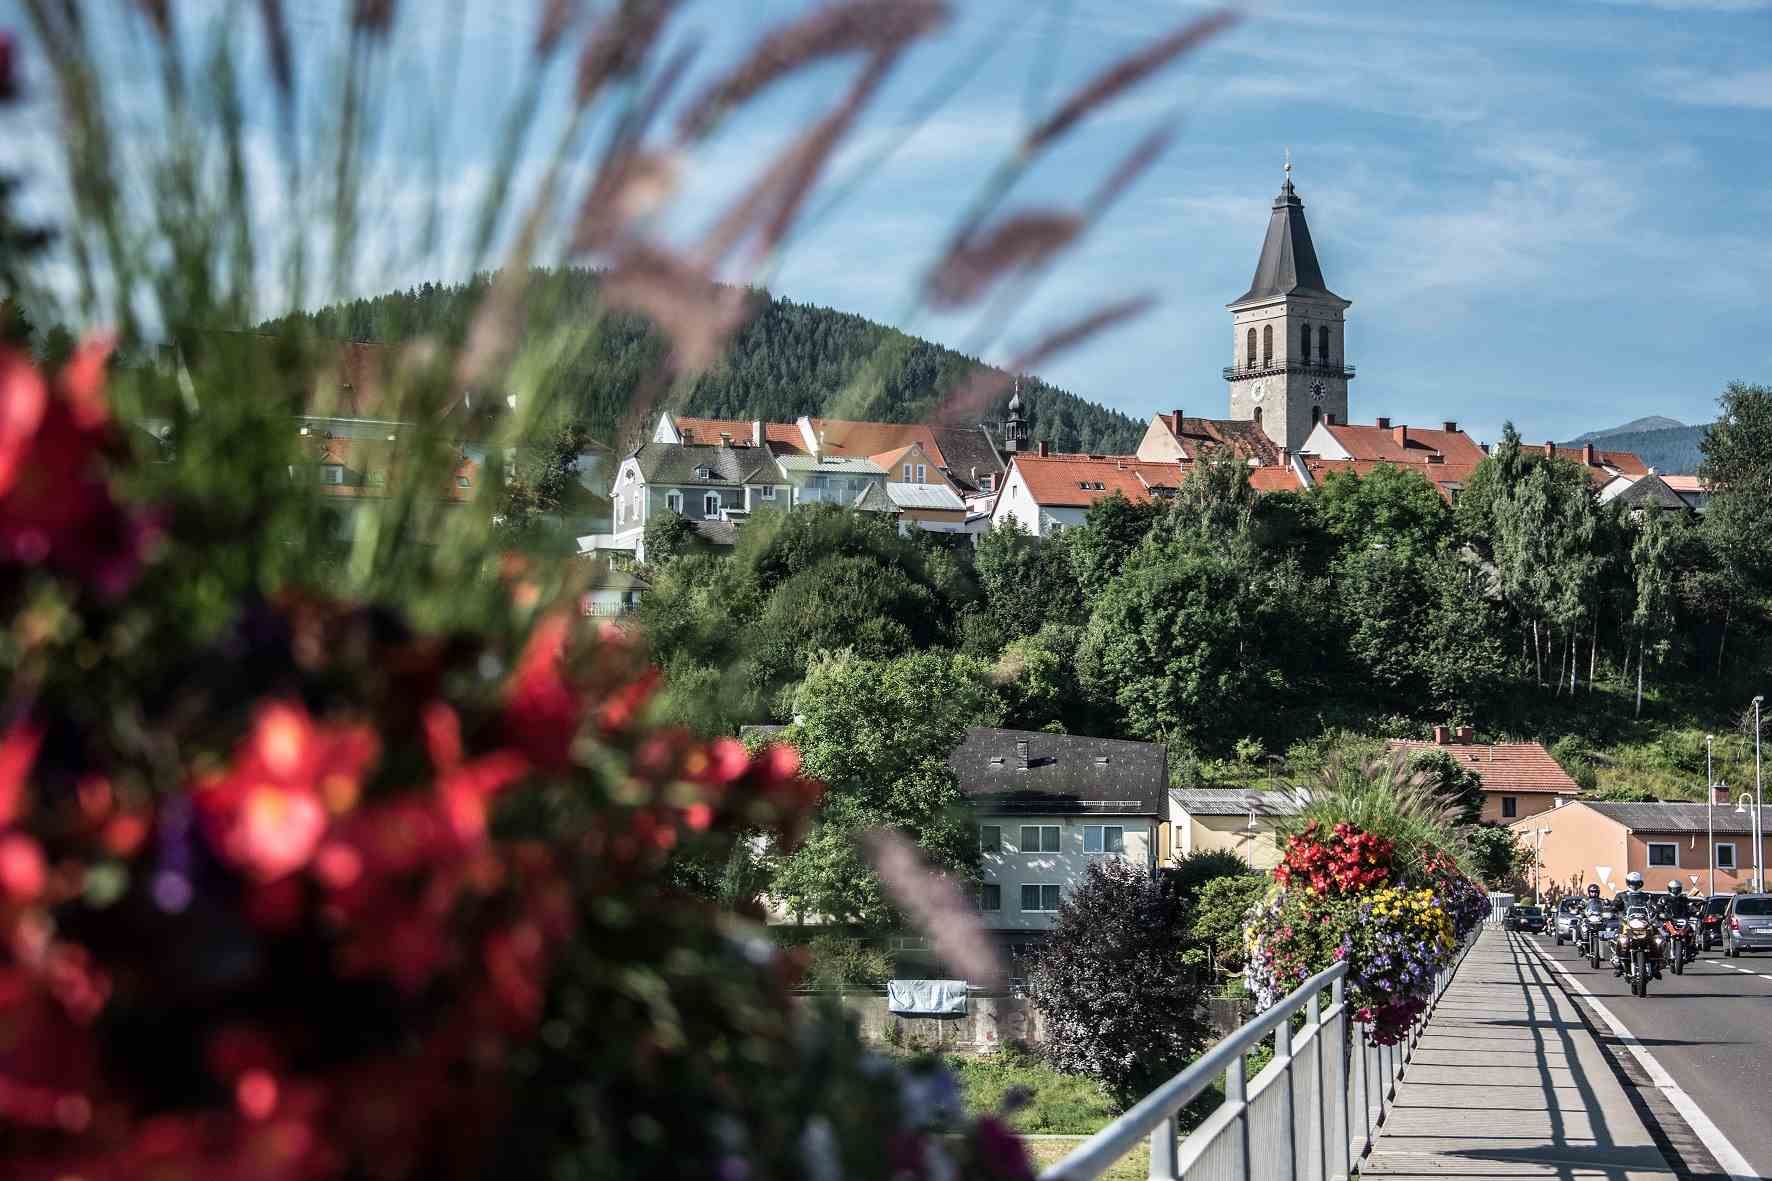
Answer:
1667 881 1683 896
1625 871 1644 890
1586 884 1601 898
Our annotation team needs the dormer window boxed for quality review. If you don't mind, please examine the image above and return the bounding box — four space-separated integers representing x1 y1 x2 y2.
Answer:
1077 480 1105 491
694 465 713 480
320 464 344 485
981 474 994 492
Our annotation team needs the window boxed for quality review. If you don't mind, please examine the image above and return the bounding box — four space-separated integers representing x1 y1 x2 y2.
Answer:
1300 323 1311 359
1648 843 1678 867
760 484 776 500
320 464 344 485
1084 825 1125 854
915 464 927 482
1317 325 1329 361
1262 324 1273 365
1246 327 1257 369
903 464 914 481
666 490 683 513
1019 825 1060 853
1501 797 1518 819
694 465 713 480
455 475 470 488
980 825 1001 853
981 474 994 492
1311 405 1322 427
1716 843 1736 869
978 884 1002 912
1020 884 1062 913
1253 407 1263 428
703 492 719 518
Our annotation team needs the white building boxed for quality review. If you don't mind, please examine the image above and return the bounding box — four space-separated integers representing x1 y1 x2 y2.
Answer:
948 727 1165 934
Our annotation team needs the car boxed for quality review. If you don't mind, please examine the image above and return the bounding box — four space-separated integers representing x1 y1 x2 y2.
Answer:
1506 905 1546 933
1700 894 1733 950
1724 894 1772 956
1553 898 1583 944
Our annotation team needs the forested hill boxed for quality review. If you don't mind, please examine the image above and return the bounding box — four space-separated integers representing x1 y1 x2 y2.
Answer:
262 267 1145 454
1560 424 1713 474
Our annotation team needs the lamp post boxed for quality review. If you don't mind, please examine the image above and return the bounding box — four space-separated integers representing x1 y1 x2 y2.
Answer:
1707 734 1715 897
1534 827 1552 907
1756 696 1765 892
1737 792 1763 895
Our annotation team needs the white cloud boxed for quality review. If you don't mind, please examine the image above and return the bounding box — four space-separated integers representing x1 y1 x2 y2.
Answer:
1655 67 1772 108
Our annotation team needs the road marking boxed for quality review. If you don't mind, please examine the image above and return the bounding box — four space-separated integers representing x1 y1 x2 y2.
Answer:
1520 936 1760 1181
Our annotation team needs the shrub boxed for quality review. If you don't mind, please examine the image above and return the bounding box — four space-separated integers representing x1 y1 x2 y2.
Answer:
1026 861 1208 1104
1170 848 1254 900
801 935 894 990
1191 873 1270 976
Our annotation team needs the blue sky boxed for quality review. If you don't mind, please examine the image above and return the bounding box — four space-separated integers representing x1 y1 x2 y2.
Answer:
4 0 1771 447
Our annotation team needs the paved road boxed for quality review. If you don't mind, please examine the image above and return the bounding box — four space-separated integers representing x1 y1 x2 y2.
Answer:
1532 927 1772 1177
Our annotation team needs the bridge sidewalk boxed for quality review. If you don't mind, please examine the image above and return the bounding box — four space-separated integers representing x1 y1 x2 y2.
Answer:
1361 926 1673 1179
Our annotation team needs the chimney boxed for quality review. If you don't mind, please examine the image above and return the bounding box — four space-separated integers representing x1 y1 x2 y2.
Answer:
1016 738 1030 769
1171 408 1184 429
718 432 733 447
1543 441 1555 458
1323 412 1336 426
752 420 763 447
1434 724 1451 745
1038 440 1051 458
1393 424 1409 449
1442 420 1458 432
1376 416 1391 430
1425 451 1444 465
1582 442 1595 466
1455 725 1474 743
1715 782 1733 807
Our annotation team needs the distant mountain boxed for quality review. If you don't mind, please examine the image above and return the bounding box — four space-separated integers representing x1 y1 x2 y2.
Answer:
262 267 1146 456
1567 416 1687 443
1586 424 1712 474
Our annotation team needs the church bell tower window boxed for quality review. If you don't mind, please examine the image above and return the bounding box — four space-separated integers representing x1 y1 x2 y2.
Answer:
1317 325 1329 362
1262 324 1272 366
1246 328 1257 370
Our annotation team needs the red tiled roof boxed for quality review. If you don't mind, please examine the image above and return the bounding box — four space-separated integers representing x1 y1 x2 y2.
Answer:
1387 738 1580 795
1321 422 1487 466
1659 474 1708 493
1156 413 1281 465
1248 465 1304 492
675 416 806 451
1303 457 1482 504
809 418 946 468
1535 443 1649 478
1010 454 1183 507
307 435 478 502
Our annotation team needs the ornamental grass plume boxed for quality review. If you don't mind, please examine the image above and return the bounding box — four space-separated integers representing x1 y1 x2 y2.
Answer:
0 1 1241 1174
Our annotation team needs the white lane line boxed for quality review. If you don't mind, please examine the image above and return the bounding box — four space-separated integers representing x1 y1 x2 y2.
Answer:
1521 936 1760 1181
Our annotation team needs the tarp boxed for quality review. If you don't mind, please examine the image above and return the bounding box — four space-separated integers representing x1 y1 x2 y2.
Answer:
886 979 968 1016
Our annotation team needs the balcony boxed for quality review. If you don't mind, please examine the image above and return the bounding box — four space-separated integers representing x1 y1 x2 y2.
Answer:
1222 360 1356 381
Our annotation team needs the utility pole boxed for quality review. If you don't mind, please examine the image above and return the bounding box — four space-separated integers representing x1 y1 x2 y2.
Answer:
1708 734 1715 897
1534 827 1552 907
1756 696 1765 892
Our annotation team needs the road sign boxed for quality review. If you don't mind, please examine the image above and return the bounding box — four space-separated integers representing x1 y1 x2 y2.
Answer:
1596 866 1613 888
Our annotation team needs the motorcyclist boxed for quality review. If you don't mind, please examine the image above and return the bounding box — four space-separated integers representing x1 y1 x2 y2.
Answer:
1616 871 1661 979
1661 880 1697 969
1577 883 1606 944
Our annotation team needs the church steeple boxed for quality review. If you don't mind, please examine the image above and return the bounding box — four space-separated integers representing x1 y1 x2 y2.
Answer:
1231 155 1342 308
1223 154 1354 451
1003 381 1027 453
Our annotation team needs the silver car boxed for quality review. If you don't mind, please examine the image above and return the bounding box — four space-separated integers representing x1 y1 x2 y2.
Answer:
1553 898 1583 945
1723 894 1772 956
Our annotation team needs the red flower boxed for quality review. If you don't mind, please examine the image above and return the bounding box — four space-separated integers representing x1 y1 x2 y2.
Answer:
196 700 380 883
969 1115 1035 1181
502 613 582 769
0 341 160 597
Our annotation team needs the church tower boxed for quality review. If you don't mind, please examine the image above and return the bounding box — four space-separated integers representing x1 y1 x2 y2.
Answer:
1003 384 1028 453
1225 157 1352 451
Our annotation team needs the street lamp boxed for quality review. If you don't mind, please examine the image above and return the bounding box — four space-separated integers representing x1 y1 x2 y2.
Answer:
1737 792 1763 894
1756 696 1765 893
1707 734 1717 897
1534 827 1552 907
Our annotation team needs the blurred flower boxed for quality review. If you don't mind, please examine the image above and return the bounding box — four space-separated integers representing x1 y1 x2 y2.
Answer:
0 30 16 102
967 1116 1035 1181
864 829 1004 989
927 212 1081 308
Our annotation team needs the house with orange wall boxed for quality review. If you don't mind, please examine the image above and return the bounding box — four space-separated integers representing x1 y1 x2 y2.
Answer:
1387 726 1580 824
1511 795 1772 899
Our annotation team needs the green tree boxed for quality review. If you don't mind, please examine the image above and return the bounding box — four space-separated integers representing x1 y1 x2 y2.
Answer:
973 520 1083 643
768 650 997 925
1629 508 1681 715
1405 749 1485 825
1190 872 1269 976
1701 383 1772 597
991 623 1087 732
1310 462 1451 559
642 507 700 565
1466 824 1530 890
1066 492 1161 600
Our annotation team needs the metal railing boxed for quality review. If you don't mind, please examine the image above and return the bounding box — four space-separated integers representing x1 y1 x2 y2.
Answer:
1041 933 1476 1181
1221 361 1356 381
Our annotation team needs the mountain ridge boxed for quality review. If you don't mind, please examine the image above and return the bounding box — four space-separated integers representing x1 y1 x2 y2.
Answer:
1567 415 1687 443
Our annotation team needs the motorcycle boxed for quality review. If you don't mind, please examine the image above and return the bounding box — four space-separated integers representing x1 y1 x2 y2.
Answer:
1662 916 1697 975
1582 909 1614 970
1614 907 1662 997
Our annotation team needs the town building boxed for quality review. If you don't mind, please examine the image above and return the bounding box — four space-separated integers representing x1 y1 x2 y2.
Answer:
1512 795 1772 899
1600 471 1711 514
949 727 1165 935
1166 788 1300 871
989 450 1186 536
578 560 651 617
873 441 972 532
1224 160 1354 451
1135 409 1281 466
599 440 788 561
1300 417 1486 467
1387 726 1581 824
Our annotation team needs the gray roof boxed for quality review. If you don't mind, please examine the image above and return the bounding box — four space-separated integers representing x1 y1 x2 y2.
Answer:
774 453 886 475
887 483 967 511
930 425 1005 494
949 727 1167 816
579 558 652 591
851 481 901 513
1613 474 1690 512
633 441 780 487
1170 787 1302 818
1581 801 1758 835
690 518 740 546
1230 177 1345 308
